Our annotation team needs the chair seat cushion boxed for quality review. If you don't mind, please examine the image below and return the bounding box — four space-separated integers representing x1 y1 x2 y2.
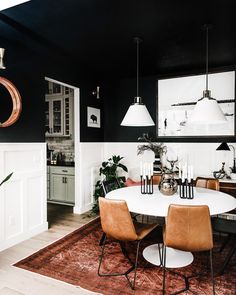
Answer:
134 221 158 240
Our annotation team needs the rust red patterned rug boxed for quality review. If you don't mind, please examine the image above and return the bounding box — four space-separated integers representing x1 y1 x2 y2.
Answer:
14 218 236 294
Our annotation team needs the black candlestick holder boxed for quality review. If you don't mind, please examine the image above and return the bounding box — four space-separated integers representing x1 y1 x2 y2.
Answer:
140 175 153 194
178 178 194 199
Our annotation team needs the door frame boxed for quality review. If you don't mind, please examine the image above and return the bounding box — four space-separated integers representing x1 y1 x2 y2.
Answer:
45 77 81 214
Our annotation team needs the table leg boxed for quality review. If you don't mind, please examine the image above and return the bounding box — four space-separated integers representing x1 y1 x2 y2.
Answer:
143 244 194 268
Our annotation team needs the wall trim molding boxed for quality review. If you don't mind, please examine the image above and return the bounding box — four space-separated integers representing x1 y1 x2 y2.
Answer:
0 142 47 251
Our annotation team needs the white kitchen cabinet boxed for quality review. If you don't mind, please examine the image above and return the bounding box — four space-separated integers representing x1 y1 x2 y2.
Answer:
47 166 50 200
66 175 75 203
48 166 75 205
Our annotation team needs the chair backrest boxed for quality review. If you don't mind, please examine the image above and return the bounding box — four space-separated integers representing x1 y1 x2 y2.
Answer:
153 174 162 185
164 204 213 252
99 197 138 241
125 177 141 187
196 177 219 191
102 178 121 195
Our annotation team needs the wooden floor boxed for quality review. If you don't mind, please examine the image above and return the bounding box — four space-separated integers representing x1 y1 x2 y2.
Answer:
0 204 100 295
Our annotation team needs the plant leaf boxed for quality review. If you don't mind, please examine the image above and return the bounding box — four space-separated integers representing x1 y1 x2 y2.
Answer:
117 163 128 172
0 172 13 186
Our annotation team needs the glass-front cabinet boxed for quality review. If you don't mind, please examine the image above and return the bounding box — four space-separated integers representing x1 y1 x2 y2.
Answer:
45 81 74 137
52 99 63 135
45 97 64 136
45 101 50 133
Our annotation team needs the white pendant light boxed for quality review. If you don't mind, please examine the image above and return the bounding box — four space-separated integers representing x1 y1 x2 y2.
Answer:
0 1 30 11
189 25 226 125
121 37 155 126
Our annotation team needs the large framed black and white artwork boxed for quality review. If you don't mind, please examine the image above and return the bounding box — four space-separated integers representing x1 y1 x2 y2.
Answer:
87 107 101 128
157 70 235 138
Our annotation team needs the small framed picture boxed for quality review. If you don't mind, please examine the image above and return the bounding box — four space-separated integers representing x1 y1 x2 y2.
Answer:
87 107 101 128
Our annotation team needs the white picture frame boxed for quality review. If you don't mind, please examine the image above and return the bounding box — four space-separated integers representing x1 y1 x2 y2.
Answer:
87 107 101 128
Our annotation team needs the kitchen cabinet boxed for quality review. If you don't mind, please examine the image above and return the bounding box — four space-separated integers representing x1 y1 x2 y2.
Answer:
47 166 50 200
45 97 64 136
48 166 75 205
45 83 74 137
46 81 63 96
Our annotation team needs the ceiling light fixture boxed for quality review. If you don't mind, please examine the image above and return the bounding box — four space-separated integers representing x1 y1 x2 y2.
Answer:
121 37 155 127
189 25 226 124
0 0 30 11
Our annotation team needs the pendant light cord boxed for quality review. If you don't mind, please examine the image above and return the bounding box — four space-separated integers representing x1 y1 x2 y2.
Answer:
136 38 139 97
206 26 209 91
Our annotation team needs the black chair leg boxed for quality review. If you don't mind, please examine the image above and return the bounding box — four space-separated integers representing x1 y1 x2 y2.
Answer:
131 240 141 290
219 234 231 253
98 235 140 290
219 243 236 275
209 249 215 295
158 243 163 266
119 241 134 265
162 245 166 295
99 232 106 246
98 234 107 275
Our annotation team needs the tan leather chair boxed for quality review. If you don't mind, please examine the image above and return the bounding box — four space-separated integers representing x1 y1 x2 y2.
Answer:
196 177 219 191
162 204 215 294
153 174 162 185
98 197 159 290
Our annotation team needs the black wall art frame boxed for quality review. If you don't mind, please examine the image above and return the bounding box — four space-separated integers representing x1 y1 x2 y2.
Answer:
156 68 236 143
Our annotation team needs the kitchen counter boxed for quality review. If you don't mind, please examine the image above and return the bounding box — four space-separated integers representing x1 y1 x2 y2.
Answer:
47 160 75 167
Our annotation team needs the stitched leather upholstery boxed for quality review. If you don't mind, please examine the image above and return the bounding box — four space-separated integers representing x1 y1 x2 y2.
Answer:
196 177 219 191
99 197 158 241
164 204 213 252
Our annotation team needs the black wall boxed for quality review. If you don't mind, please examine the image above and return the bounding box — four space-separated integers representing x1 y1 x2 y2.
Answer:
0 53 104 143
103 76 156 142
0 66 45 142
2 48 235 144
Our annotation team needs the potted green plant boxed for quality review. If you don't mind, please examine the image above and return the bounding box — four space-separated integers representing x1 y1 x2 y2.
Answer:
0 173 13 187
92 155 128 213
137 133 167 173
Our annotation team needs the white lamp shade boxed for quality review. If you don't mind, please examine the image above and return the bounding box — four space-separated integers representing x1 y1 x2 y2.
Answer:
189 98 227 124
121 104 155 126
0 1 30 11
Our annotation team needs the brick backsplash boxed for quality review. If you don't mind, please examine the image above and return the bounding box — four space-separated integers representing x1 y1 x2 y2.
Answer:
47 137 74 160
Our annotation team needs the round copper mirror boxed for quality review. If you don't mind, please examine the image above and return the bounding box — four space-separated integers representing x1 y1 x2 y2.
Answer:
0 77 22 127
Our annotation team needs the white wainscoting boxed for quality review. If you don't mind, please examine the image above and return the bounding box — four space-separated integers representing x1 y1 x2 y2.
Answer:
0 143 48 251
103 142 235 180
73 142 104 214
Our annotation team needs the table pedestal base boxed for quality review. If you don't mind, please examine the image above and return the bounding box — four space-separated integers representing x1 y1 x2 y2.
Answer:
143 244 194 268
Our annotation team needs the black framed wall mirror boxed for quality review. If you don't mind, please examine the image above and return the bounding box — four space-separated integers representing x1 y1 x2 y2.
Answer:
156 69 236 142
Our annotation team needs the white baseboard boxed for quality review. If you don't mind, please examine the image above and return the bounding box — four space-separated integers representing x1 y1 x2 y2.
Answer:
0 222 48 252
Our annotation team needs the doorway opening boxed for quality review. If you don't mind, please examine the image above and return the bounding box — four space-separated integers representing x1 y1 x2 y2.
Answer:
44 77 80 227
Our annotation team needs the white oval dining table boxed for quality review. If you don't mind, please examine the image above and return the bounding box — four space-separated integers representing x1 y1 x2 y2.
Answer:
106 185 236 268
